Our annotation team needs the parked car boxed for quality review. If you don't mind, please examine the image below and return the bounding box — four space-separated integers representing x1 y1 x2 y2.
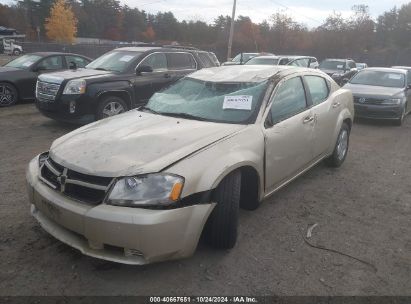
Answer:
35 46 219 124
319 58 358 85
26 65 354 264
356 63 368 70
343 67 411 125
0 52 91 107
222 52 274 66
246 55 319 68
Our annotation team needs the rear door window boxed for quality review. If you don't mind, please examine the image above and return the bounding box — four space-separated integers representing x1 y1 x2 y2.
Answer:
65 56 89 68
167 53 197 70
305 76 329 105
197 52 215 68
290 58 309 67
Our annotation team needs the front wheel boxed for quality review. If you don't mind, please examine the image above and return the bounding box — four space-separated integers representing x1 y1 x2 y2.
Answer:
205 171 241 249
394 106 406 126
96 96 128 120
13 49 21 56
325 122 350 167
0 82 18 107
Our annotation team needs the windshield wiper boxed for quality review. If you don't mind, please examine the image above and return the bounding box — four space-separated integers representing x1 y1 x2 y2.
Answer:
159 112 208 121
139 106 160 114
94 67 108 71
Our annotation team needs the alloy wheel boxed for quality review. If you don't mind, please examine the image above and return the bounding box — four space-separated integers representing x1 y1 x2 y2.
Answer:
336 129 348 161
102 101 125 118
0 84 16 106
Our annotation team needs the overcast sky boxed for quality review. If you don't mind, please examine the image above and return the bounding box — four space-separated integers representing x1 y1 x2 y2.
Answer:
133 0 411 27
1 0 410 27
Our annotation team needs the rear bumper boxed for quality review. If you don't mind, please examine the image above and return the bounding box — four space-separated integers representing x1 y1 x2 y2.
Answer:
354 103 403 120
26 157 215 265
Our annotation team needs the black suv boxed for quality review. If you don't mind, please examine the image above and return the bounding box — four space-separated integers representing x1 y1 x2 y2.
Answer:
319 58 358 85
35 46 218 123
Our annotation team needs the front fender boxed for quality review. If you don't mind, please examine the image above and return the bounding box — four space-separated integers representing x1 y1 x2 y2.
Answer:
87 81 133 105
165 125 265 201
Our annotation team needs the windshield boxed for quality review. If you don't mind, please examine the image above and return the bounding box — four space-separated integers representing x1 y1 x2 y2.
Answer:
5 54 42 69
86 51 142 72
144 78 269 124
232 53 257 63
319 60 345 70
350 70 405 88
246 57 279 65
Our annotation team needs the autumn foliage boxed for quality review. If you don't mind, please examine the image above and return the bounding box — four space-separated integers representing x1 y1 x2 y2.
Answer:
45 0 78 44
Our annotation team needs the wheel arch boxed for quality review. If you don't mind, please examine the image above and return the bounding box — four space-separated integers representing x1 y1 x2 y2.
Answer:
96 90 133 109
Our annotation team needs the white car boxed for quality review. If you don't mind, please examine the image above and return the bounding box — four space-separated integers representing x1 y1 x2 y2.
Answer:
26 65 354 264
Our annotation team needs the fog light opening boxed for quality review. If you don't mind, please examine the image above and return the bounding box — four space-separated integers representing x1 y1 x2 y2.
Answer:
69 101 76 114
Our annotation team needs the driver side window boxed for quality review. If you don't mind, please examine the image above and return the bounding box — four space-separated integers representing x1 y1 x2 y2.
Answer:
37 56 63 70
140 53 167 72
269 77 307 124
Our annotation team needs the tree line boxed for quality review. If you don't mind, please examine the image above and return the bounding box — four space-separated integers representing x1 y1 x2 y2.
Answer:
1 0 411 61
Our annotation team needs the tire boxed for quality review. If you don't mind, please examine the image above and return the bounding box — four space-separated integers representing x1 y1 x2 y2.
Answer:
205 171 241 249
325 122 350 168
13 49 21 56
0 82 18 107
96 95 128 120
394 106 406 126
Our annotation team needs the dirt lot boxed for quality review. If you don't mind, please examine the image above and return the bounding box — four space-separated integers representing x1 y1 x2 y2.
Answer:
0 55 17 66
0 103 410 296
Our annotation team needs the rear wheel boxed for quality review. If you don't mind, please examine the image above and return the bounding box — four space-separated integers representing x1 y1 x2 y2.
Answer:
13 49 21 56
206 171 241 249
325 122 350 167
0 82 18 107
96 95 128 120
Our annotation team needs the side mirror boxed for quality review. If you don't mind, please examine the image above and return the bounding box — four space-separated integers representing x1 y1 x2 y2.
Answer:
69 61 77 70
136 65 153 75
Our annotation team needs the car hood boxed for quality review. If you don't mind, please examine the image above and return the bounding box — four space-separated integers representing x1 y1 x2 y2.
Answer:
0 66 25 73
49 111 245 177
38 68 113 84
343 83 404 98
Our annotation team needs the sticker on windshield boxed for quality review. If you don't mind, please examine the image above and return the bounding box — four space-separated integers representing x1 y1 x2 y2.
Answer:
337 64 344 69
119 55 134 62
223 95 253 110
388 73 402 80
22 61 34 67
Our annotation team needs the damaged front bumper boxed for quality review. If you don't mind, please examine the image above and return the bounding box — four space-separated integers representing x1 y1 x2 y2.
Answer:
26 157 215 265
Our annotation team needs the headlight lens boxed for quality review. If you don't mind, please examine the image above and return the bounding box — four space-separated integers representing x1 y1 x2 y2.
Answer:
381 98 401 105
63 79 86 95
38 151 49 167
107 174 184 207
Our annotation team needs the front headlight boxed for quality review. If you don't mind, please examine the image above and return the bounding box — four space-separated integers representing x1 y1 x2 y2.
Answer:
381 98 401 105
107 174 184 207
63 79 86 95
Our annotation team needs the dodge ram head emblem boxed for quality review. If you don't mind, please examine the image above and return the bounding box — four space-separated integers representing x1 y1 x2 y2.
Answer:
57 168 68 192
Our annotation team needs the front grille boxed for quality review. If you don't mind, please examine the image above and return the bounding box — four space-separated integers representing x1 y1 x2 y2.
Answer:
36 81 61 102
39 158 113 205
354 96 384 105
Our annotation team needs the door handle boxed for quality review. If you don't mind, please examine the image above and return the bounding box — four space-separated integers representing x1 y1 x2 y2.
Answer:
303 116 314 124
332 102 341 108
164 73 171 79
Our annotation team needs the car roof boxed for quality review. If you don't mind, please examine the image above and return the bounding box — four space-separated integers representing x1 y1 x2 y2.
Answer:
114 46 162 52
29 52 88 57
188 65 302 82
250 55 280 59
364 67 407 74
392 66 411 70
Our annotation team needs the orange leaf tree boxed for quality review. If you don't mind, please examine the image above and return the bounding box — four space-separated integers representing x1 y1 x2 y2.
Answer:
45 0 78 44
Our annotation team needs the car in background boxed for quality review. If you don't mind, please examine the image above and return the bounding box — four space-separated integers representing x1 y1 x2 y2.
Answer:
27 65 353 264
246 55 319 68
0 52 91 107
222 52 274 66
356 63 368 70
35 46 219 124
319 58 358 86
343 67 411 125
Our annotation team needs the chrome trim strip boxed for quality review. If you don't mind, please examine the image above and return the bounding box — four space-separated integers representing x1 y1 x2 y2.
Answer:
65 179 108 191
45 160 61 176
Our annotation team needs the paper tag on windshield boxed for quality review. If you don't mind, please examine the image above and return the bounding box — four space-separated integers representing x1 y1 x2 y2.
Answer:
22 61 33 67
223 95 253 110
388 74 401 80
337 65 343 69
119 55 134 62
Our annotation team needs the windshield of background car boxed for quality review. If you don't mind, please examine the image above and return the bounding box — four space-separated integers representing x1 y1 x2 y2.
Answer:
350 70 405 88
246 58 279 65
319 60 345 70
86 51 142 72
145 78 269 124
5 54 42 69
232 53 257 63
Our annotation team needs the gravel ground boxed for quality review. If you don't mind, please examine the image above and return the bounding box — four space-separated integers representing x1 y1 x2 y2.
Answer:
0 103 410 296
